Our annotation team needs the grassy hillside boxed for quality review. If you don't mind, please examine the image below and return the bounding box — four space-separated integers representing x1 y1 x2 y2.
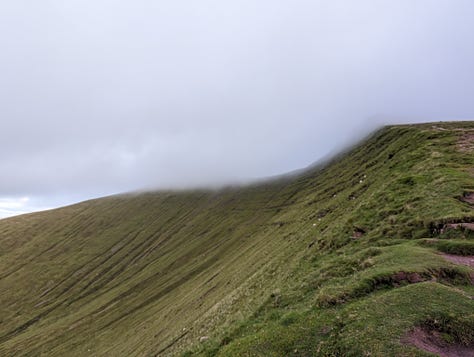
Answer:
0 122 473 356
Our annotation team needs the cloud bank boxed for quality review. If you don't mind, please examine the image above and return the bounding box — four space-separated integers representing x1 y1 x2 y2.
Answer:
1 1 474 215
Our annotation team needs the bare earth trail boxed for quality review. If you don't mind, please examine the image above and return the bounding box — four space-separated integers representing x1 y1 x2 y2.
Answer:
403 327 474 357
442 253 474 268
403 251 474 356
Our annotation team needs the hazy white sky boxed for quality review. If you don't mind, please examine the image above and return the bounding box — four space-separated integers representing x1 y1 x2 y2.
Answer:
1 0 474 218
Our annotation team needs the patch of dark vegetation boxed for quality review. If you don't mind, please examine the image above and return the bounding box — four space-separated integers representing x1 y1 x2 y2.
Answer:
270 221 287 228
420 238 474 256
402 314 474 357
279 312 300 327
251 290 291 321
347 184 369 202
436 241 474 256
435 266 474 285
398 176 416 186
351 227 366 239
369 238 408 247
307 207 333 220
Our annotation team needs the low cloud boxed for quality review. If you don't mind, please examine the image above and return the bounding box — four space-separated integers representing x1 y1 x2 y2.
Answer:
1 1 474 215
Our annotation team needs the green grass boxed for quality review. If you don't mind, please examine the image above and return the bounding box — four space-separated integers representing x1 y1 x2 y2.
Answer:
207 283 473 357
420 238 474 255
0 122 473 356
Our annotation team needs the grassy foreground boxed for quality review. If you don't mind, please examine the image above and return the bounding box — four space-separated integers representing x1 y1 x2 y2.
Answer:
0 122 473 356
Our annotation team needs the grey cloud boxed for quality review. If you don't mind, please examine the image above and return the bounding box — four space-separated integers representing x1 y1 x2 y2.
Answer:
1 0 474 212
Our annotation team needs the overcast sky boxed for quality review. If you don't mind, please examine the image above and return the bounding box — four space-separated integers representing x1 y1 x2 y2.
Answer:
1 0 474 218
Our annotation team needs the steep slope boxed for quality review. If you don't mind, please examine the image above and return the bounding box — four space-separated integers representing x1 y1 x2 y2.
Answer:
0 122 473 356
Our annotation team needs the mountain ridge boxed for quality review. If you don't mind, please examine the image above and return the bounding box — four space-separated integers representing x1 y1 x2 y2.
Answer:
0 122 473 356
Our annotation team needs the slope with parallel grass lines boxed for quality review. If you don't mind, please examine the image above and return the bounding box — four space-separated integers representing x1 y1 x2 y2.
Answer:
1 122 473 356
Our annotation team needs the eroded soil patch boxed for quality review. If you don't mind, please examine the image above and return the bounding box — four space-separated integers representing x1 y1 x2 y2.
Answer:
442 254 474 268
392 272 424 285
457 131 474 153
441 253 474 284
461 192 474 205
402 326 474 357
441 223 474 233
351 227 366 239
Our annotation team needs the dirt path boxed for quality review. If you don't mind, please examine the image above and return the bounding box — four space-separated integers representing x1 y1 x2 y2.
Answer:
403 327 474 357
402 249 474 356
441 253 474 267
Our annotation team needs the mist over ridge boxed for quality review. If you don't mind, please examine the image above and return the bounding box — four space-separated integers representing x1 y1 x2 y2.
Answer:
1 1 474 216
